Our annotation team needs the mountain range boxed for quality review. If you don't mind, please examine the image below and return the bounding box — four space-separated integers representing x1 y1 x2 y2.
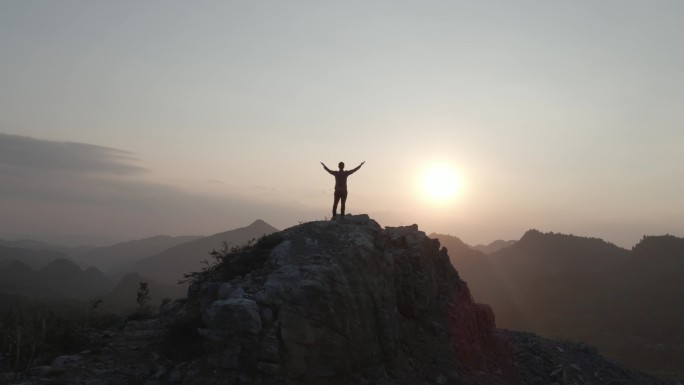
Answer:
0 220 279 311
469 239 516 254
0 257 112 299
434 230 684 379
0 244 77 270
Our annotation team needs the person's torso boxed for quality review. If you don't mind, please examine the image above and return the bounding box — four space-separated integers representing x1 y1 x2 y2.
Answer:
334 171 350 190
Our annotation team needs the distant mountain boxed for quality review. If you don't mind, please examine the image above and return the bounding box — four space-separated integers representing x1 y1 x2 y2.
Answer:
470 239 516 254
0 238 59 250
489 229 629 275
0 256 113 299
0 238 94 260
0 259 35 279
37 258 113 299
431 233 517 323
0 259 48 297
440 229 631 329
435 230 684 378
132 220 279 285
80 234 204 272
0 244 74 269
429 233 485 277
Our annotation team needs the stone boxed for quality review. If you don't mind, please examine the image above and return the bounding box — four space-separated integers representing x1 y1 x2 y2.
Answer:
208 341 241 369
217 282 245 300
257 361 281 375
205 298 262 334
255 330 280 362
51 355 82 368
258 305 274 329
159 298 187 326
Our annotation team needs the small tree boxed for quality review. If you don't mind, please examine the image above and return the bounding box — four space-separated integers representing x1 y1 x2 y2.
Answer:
84 297 103 328
136 282 151 314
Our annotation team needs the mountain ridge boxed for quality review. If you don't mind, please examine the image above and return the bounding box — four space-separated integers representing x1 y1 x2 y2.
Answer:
470 239 517 254
0 257 113 299
81 234 204 272
132 220 280 284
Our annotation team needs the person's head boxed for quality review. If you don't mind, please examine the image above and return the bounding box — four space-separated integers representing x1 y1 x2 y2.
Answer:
338 162 345 170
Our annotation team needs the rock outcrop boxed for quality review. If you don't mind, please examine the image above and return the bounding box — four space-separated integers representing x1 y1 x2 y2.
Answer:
184 214 511 384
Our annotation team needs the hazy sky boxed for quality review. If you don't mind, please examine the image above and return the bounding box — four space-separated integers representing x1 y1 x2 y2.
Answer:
2 1 683 247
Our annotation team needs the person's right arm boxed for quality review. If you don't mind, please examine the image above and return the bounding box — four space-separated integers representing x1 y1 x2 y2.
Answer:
321 162 334 175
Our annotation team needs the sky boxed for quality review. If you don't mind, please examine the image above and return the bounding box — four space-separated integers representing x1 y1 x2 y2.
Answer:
1 1 683 247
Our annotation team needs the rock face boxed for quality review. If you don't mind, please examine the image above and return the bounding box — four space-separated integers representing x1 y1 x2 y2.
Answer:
185 214 510 384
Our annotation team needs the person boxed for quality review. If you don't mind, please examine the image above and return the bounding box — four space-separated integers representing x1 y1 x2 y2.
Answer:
321 161 365 219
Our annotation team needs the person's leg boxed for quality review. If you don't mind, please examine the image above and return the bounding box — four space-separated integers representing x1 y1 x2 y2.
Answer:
332 191 341 218
340 190 348 216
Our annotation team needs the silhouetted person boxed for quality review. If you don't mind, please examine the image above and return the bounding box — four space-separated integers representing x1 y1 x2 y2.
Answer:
321 161 365 219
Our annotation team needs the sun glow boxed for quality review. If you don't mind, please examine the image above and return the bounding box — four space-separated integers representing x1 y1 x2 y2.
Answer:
420 165 462 203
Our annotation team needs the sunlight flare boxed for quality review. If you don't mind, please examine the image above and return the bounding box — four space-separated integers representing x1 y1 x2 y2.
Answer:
420 164 462 203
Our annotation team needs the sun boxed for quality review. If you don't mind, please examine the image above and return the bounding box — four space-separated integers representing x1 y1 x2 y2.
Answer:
420 165 461 203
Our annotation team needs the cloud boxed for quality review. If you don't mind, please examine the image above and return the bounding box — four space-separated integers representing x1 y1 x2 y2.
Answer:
0 133 145 175
0 133 149 205
0 133 252 212
0 133 308 244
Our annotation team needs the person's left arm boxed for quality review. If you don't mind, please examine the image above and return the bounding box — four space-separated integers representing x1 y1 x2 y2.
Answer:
348 161 365 174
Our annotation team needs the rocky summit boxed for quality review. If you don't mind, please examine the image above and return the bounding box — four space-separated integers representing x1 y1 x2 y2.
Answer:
6 215 682 385
183 214 508 385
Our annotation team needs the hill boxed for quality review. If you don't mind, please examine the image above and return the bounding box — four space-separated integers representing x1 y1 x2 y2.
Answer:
132 220 279 285
38 258 114 299
0 244 76 269
470 239 516 254
0 257 113 299
0 238 94 260
0 259 49 297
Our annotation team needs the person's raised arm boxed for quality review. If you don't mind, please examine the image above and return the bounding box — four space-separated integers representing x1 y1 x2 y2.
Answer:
321 162 334 175
348 161 365 174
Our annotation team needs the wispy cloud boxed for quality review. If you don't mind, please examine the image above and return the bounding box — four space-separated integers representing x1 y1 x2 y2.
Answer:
0 133 152 205
0 133 308 244
0 133 145 175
